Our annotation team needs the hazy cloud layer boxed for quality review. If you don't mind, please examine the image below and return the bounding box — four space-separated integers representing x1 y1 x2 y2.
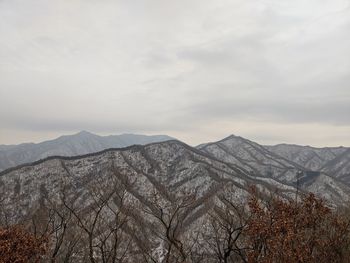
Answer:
0 0 349 146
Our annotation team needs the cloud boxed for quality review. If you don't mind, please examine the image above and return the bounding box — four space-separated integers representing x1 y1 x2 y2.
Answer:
0 0 349 146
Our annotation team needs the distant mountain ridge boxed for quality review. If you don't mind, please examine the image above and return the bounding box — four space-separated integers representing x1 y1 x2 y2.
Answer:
1 133 350 262
2 139 312 262
1 132 349 182
1 138 349 239
265 143 350 184
0 131 174 172
1 133 349 262
197 135 350 203
265 143 347 171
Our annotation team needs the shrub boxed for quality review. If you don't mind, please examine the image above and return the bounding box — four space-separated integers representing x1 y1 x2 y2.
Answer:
0 225 48 263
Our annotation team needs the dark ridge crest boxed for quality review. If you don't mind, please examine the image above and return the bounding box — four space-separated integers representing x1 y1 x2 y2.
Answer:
0 139 180 176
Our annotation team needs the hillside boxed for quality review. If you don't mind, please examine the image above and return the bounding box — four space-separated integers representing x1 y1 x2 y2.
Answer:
266 143 350 185
1 137 350 261
0 131 174 172
1 139 307 261
198 135 350 203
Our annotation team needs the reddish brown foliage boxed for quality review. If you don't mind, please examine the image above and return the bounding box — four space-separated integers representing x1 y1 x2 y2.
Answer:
245 192 350 263
0 225 48 263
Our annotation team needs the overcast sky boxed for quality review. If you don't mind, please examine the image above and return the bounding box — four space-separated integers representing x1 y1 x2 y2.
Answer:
0 0 349 146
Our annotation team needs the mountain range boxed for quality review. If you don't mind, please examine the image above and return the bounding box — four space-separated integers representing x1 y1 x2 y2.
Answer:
1 132 349 261
198 135 350 204
0 131 173 172
1 133 350 218
266 143 350 184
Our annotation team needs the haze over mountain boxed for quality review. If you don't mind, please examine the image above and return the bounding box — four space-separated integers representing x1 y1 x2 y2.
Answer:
0 131 174 172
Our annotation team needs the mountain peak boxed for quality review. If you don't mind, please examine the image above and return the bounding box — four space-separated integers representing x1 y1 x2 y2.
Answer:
75 130 96 136
220 134 248 143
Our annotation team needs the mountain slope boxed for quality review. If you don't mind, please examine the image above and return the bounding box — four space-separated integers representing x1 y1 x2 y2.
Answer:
266 143 350 185
265 144 347 171
0 131 174 172
198 135 350 204
0 140 303 261
0 140 298 221
198 135 304 183
1 138 350 261
321 148 350 184
1 139 349 225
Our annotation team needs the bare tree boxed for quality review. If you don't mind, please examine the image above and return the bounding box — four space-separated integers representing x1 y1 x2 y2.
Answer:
60 178 132 263
204 196 249 263
31 200 83 263
143 190 198 263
